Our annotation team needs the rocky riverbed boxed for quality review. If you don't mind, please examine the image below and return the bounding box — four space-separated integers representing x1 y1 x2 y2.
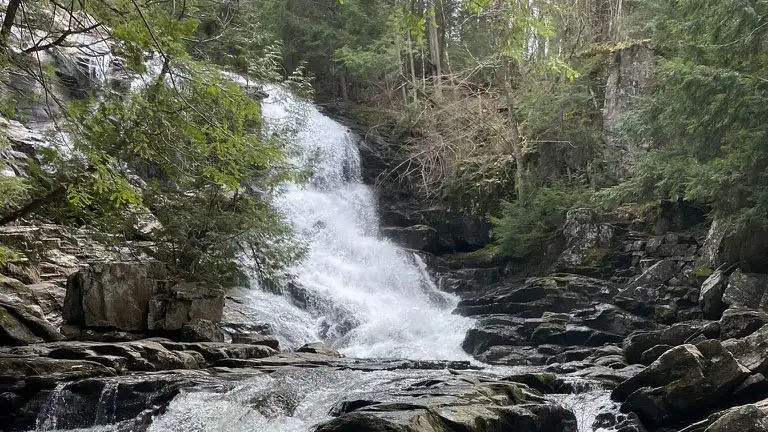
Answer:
6 193 768 432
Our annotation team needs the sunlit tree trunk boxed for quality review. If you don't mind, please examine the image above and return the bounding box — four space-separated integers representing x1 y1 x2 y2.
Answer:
406 29 418 103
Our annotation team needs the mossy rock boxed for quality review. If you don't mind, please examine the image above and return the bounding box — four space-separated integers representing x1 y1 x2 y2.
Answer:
583 247 611 267
654 304 678 324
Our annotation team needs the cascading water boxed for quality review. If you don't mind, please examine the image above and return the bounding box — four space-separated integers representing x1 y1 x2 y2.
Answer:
27 80 617 432
232 84 475 360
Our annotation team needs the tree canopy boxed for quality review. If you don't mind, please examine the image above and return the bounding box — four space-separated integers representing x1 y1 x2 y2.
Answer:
0 0 310 284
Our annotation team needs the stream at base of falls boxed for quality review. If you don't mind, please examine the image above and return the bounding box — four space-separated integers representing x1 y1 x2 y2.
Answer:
31 367 616 432
27 82 619 432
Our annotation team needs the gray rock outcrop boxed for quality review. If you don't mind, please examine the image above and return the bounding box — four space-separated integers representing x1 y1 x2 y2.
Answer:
699 269 727 319
316 374 578 432
0 275 65 345
63 262 224 333
722 270 768 311
603 44 653 180
613 340 750 428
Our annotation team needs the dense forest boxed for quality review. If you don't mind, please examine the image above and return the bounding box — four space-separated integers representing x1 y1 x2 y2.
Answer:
4 2 768 432
1 0 767 275
273 0 768 263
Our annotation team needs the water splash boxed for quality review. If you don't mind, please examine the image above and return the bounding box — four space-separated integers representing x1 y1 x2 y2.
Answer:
93 382 119 425
35 383 67 431
147 368 442 432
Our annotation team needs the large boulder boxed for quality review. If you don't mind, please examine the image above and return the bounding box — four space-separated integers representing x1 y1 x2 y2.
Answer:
461 316 526 356
0 275 64 345
572 304 656 337
148 282 224 331
700 405 768 432
722 269 768 311
622 321 718 365
297 342 343 358
556 209 615 273
316 375 578 432
64 262 167 331
0 302 64 345
699 269 727 319
679 399 768 432
613 340 750 428
723 325 768 374
720 308 768 340
696 219 768 272
0 304 44 345
25 282 66 328
614 259 683 318
179 319 227 342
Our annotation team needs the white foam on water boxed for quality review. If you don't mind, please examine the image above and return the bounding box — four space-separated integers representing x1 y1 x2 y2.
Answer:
241 84 475 360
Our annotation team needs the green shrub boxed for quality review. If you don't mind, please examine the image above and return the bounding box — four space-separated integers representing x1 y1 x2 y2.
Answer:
492 183 591 257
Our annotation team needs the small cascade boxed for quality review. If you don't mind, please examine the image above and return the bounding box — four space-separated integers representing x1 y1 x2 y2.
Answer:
34 383 67 431
412 253 455 308
551 390 618 432
93 382 119 426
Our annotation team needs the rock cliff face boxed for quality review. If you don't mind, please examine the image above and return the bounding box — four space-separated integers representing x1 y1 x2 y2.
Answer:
63 262 225 333
603 44 654 180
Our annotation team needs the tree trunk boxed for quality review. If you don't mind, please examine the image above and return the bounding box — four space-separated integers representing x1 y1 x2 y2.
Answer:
1 0 22 45
501 62 526 199
397 36 408 104
339 67 349 101
406 30 418 103
427 5 442 100
0 185 66 226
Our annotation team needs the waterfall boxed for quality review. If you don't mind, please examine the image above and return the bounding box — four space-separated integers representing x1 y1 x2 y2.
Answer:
23 81 617 432
34 383 67 431
93 382 119 426
233 84 475 360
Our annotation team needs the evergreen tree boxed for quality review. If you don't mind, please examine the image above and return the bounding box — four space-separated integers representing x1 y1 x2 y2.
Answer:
600 0 768 233
0 0 307 284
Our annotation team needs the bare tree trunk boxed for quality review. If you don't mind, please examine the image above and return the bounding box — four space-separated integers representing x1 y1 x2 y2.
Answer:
428 5 442 100
1 0 22 45
501 62 526 198
406 30 418 103
339 67 349 101
614 0 623 40
397 38 408 104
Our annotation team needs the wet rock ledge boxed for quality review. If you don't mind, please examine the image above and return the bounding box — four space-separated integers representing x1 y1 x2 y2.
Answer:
0 225 583 432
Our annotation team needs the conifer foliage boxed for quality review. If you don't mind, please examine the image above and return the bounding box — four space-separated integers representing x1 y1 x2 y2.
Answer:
601 0 768 233
0 0 308 283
